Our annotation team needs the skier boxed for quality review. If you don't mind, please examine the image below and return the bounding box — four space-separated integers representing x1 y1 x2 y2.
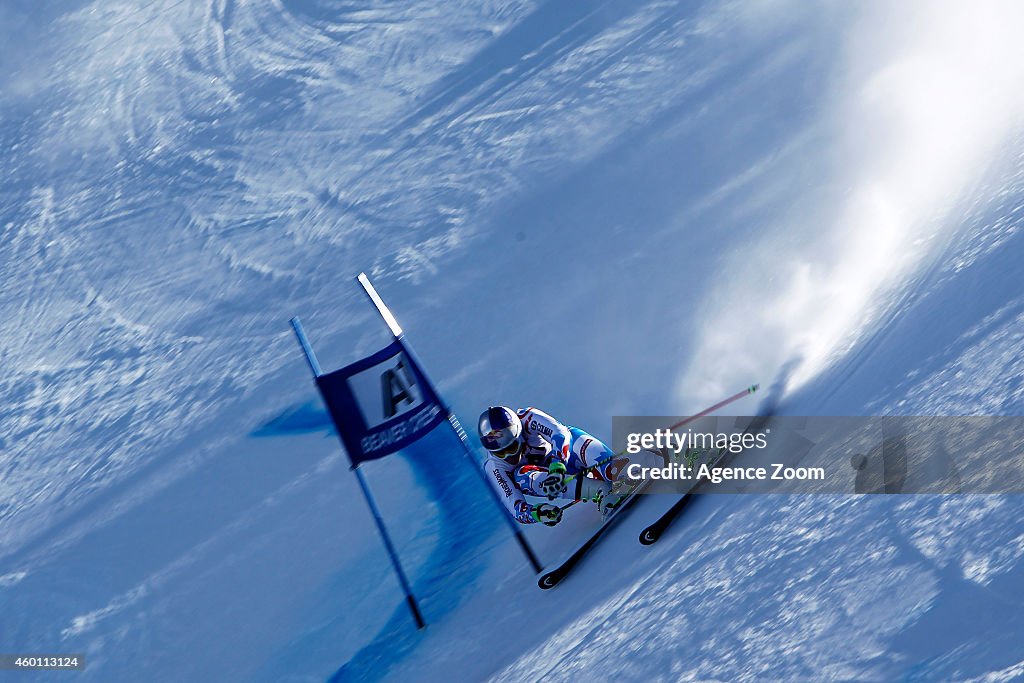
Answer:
478 406 662 526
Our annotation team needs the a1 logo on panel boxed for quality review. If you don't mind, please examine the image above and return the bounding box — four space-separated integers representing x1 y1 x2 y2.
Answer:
347 353 424 428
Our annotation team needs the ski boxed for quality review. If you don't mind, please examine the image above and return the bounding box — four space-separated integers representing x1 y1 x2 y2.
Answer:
537 480 652 589
638 477 706 545
639 411 775 546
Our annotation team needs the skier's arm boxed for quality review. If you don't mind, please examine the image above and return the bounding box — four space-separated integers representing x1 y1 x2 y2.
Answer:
484 458 538 525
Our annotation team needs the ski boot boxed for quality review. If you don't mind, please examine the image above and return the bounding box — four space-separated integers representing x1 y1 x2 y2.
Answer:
574 477 615 514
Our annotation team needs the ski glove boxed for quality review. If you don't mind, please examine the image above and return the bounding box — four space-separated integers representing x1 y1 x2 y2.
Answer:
531 502 563 526
540 460 568 499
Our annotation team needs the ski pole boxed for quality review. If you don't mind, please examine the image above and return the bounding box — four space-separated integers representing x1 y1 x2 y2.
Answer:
559 384 759 488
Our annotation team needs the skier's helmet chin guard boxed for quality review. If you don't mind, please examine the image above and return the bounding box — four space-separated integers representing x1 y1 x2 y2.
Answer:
478 406 522 461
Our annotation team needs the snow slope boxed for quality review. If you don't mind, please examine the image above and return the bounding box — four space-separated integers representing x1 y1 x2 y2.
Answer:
382 188 1024 681
1 0 1023 681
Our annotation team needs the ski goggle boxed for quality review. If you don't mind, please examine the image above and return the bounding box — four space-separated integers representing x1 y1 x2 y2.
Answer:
490 438 523 461
482 428 521 459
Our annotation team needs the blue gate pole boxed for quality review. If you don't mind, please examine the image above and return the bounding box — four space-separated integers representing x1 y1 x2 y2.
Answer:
354 274 543 574
351 467 426 629
442 410 543 573
290 317 426 630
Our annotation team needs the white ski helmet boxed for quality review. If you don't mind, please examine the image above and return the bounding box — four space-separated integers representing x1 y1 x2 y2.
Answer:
478 406 523 460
